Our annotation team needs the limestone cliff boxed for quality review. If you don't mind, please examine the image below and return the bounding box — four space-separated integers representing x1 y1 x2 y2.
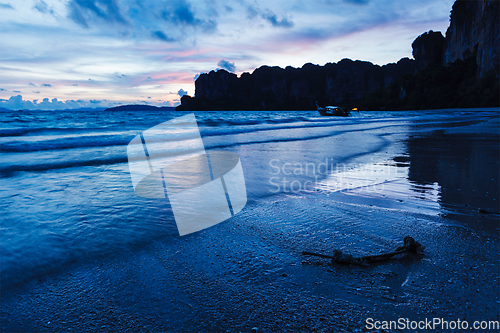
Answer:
179 59 415 110
412 31 445 71
444 0 499 78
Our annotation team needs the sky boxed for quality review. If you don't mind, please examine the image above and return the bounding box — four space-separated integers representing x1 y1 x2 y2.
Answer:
0 0 456 110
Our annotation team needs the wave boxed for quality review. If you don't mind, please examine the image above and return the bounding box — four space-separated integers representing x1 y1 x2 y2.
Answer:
0 134 134 152
0 126 400 176
1 113 490 175
0 155 130 175
0 122 363 153
0 118 410 154
0 129 350 176
0 114 341 138
0 119 346 152
0 118 33 124
0 127 117 138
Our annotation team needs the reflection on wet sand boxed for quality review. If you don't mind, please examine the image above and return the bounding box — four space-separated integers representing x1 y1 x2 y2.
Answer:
316 123 499 234
316 158 442 216
405 129 499 231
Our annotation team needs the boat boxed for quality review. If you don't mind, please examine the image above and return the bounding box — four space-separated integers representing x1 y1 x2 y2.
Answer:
316 101 350 117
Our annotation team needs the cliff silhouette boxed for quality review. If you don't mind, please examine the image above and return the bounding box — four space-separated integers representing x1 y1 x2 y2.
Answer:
178 0 499 111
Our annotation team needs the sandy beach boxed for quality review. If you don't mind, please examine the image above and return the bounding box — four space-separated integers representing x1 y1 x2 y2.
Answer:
1 110 499 332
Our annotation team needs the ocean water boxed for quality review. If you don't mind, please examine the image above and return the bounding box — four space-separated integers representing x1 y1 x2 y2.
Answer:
1 109 498 289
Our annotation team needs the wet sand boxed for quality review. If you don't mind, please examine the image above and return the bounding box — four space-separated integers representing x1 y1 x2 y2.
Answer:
1 112 499 332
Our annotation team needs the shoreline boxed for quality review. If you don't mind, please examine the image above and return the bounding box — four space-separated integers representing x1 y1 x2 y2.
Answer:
2 191 498 332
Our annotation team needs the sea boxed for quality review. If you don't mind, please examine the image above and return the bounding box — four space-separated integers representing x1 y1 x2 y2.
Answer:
1 109 498 290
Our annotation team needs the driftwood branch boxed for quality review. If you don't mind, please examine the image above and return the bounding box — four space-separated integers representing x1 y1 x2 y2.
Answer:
302 236 424 266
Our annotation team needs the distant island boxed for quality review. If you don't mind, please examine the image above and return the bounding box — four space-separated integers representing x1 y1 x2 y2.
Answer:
104 104 177 112
177 0 499 111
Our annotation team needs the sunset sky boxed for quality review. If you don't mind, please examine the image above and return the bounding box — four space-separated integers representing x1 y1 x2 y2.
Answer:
0 0 455 110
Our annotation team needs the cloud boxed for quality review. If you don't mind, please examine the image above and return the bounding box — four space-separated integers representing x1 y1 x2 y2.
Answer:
165 2 195 24
67 0 128 28
0 95 111 110
33 0 54 15
0 95 30 109
343 0 370 4
41 83 52 87
158 100 174 107
261 10 293 28
0 88 6 91
217 59 236 72
246 5 259 19
152 30 176 42
0 2 13 10
177 89 188 97
276 0 404 45
244 3 293 28
29 83 36 87
0 95 40 109
159 0 217 32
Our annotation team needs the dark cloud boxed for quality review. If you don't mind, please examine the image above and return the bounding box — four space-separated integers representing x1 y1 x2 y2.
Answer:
261 10 293 28
29 83 36 86
0 3 13 10
217 59 236 72
41 83 52 87
0 88 6 91
177 89 188 97
67 0 128 28
160 0 216 32
152 30 176 42
13 90 21 93
172 4 195 24
63 0 220 42
90 99 101 103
